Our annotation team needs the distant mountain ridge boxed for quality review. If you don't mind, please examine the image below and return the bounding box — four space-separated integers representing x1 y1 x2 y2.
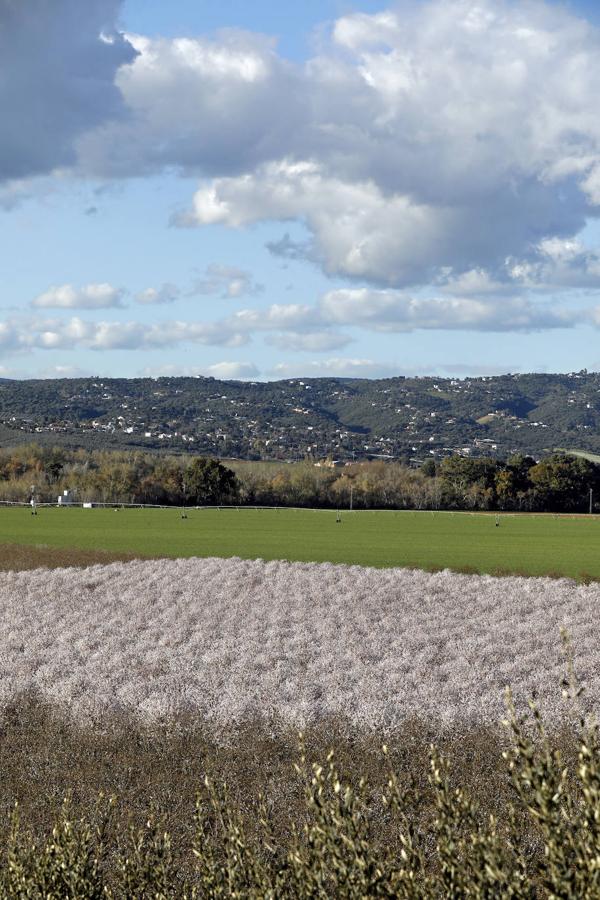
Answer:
0 371 598 460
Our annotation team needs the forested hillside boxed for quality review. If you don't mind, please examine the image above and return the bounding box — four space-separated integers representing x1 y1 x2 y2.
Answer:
0 371 599 461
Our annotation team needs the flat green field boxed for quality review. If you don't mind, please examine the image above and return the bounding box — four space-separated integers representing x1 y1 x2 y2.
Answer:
0 507 600 578
555 448 600 464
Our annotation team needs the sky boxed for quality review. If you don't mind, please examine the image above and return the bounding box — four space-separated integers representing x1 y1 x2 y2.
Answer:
4 0 600 381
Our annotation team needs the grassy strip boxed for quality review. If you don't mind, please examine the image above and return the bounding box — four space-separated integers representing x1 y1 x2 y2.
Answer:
0 693 597 896
1 541 598 585
2 506 600 578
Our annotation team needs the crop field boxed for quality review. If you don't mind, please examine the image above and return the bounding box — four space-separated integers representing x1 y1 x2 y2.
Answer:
1 506 600 578
0 555 596 729
1 526 599 892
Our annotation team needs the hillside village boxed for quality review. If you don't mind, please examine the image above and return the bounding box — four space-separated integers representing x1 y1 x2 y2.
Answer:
0 371 599 462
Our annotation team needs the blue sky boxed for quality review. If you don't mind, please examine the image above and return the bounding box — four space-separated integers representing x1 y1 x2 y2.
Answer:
3 0 600 380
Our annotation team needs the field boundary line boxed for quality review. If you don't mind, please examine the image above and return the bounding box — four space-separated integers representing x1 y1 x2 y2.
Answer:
0 500 598 520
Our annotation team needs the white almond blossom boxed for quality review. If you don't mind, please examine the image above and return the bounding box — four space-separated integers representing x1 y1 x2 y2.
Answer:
0 557 595 730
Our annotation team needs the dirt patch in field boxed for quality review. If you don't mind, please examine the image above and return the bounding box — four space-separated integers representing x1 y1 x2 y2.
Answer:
0 542 143 571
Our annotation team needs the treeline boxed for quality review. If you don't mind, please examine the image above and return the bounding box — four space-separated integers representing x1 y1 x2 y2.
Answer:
0 444 599 513
0 446 237 507
241 453 600 512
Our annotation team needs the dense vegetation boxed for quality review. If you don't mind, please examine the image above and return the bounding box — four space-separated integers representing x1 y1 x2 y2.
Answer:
0 688 599 897
3 557 600 724
1 370 600 461
2 443 600 513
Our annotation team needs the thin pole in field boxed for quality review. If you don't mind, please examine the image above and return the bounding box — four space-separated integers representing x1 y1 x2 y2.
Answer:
590 487 594 515
181 476 187 519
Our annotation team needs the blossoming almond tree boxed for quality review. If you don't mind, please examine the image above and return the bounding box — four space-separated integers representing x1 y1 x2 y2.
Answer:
0 557 595 728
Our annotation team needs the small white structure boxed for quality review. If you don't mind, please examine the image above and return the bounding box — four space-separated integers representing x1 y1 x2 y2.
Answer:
83 502 94 509
57 489 73 506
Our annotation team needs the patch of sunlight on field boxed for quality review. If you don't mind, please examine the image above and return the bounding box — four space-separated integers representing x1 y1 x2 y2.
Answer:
0 507 600 578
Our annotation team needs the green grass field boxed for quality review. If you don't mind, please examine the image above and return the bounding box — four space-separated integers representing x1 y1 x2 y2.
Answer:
554 447 600 464
1 506 600 578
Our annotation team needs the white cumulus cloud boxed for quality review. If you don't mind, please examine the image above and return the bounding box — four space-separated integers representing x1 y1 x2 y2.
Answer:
1 316 247 353
10 0 600 353
78 29 303 178
32 283 126 310
319 289 579 333
8 0 600 296
168 0 600 288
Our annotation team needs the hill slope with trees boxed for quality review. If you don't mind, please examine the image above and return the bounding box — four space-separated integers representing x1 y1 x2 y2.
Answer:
0 371 599 461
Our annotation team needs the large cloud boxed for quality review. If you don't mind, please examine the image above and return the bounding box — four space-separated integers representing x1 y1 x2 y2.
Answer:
78 29 304 177
167 0 600 287
0 0 134 182
180 160 464 284
9 0 600 300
